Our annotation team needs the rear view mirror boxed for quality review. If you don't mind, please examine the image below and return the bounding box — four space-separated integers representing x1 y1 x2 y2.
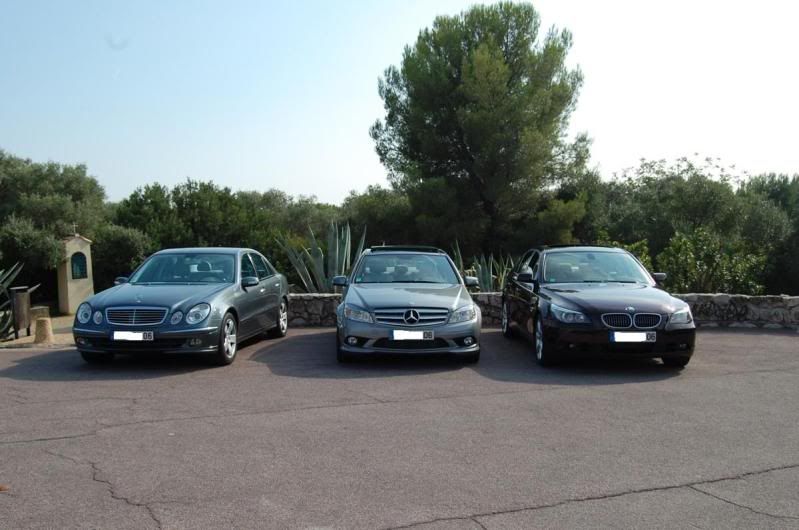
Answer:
652 272 667 283
332 276 349 287
114 276 129 285
516 272 534 283
464 276 479 287
241 276 259 288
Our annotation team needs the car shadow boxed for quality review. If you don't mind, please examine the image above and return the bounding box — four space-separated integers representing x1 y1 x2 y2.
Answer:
247 328 684 385
0 348 220 382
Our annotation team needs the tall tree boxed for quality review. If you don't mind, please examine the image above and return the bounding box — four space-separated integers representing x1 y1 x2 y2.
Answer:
370 2 585 251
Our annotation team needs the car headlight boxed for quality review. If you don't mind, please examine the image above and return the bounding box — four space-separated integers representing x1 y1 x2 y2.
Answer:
449 305 476 324
344 304 373 323
93 311 103 325
185 304 211 325
667 306 693 328
550 304 590 324
170 311 184 325
77 303 92 324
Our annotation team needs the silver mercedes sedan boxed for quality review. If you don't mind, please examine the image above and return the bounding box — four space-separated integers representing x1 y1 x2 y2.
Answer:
333 246 481 363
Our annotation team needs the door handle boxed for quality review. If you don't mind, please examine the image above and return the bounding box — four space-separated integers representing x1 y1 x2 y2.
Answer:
274 283 279 287
259 288 266 293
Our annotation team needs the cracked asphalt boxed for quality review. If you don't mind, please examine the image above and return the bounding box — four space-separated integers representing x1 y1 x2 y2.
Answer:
1 328 798 529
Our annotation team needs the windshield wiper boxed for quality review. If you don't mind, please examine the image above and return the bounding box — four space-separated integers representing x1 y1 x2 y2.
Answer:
582 280 640 284
390 280 440 283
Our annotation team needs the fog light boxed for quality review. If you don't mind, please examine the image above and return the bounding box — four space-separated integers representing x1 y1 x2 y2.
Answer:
188 338 202 347
463 336 474 346
76 337 88 346
679 343 689 350
346 336 359 346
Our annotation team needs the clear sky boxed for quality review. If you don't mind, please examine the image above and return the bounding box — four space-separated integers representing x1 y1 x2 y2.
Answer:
2 0 798 203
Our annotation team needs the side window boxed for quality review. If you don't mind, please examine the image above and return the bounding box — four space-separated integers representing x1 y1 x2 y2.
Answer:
263 258 277 276
241 254 257 279
528 251 540 278
251 254 270 280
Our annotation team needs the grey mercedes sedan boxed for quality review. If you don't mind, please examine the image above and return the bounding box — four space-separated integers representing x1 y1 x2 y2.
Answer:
333 246 482 363
73 248 289 365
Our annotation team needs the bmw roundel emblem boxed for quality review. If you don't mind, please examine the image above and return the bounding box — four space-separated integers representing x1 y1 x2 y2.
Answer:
625 306 635 312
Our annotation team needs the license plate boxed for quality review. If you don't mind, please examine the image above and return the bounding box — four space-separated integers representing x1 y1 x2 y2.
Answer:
113 331 154 341
611 331 656 343
392 330 434 341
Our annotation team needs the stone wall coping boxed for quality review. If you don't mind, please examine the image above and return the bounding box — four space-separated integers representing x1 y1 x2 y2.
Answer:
286 292 799 330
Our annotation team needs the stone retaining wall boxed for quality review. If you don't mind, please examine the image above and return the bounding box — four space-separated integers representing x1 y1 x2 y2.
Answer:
287 292 799 330
287 294 341 327
676 294 799 330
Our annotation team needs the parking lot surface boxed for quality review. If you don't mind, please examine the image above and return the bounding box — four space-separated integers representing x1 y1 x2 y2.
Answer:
1 328 798 529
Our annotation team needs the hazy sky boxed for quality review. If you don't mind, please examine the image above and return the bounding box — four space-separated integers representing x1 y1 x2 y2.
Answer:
2 0 798 203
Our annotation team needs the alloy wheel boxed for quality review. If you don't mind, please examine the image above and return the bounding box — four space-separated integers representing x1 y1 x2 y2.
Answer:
501 303 509 333
535 317 543 360
279 302 288 333
223 319 237 358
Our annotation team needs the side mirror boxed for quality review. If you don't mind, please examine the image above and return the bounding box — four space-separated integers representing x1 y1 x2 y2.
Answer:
652 272 667 283
332 276 349 287
517 272 534 283
114 276 129 285
241 276 259 288
464 276 479 287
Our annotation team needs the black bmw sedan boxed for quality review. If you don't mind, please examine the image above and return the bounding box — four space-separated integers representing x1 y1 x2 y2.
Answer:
73 248 289 365
501 245 695 367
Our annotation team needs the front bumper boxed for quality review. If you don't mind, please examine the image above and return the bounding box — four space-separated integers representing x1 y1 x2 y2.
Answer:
73 326 220 354
542 322 695 358
338 318 481 355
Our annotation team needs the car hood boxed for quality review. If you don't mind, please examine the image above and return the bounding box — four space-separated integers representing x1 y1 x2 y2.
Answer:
542 283 684 314
346 283 472 311
87 283 231 311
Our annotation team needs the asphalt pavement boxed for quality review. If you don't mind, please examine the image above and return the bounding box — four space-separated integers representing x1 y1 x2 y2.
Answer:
1 328 798 529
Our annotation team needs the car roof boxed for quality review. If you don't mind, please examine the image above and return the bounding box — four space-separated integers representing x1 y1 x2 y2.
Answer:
365 245 447 255
154 247 253 255
538 245 626 254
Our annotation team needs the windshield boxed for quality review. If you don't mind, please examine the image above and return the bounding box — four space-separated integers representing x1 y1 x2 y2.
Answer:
542 251 652 284
353 254 459 284
129 253 236 284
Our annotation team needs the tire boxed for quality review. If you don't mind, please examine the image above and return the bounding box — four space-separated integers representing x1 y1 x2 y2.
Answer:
662 355 691 368
462 349 480 364
80 351 114 364
534 314 557 366
501 300 515 338
212 313 238 366
267 299 289 338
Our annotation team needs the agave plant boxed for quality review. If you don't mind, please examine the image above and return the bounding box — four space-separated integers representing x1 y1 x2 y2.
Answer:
0 263 23 339
451 240 465 275
276 223 367 293
470 253 515 292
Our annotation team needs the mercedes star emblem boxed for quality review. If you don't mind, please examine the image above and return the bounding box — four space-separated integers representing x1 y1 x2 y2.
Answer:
403 309 420 325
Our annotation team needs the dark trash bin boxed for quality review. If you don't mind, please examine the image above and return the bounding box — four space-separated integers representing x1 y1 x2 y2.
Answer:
10 286 31 339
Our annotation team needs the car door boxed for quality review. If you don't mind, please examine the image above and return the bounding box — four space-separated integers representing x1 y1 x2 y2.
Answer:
518 251 541 337
507 250 534 330
238 253 262 338
251 252 279 329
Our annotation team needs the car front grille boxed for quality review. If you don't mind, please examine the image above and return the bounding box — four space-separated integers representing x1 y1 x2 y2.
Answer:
601 313 632 329
89 337 186 351
634 313 662 329
602 313 663 329
372 338 450 350
373 308 449 326
106 307 168 326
